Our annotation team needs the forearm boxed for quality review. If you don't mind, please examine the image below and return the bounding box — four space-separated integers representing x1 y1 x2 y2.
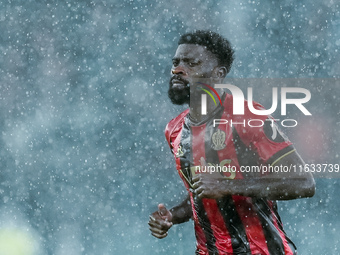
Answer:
220 175 315 200
193 152 316 200
170 195 192 224
221 152 316 200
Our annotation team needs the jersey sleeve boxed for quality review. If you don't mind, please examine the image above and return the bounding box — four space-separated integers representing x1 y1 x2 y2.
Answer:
164 109 189 154
234 101 294 166
251 117 294 165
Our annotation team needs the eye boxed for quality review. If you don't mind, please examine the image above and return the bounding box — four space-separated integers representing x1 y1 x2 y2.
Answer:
188 62 198 67
172 59 179 66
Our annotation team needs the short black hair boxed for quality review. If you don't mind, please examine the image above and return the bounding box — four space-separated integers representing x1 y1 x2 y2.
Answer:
178 30 234 73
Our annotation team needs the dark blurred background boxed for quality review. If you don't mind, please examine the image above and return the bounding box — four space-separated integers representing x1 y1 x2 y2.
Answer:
0 0 339 254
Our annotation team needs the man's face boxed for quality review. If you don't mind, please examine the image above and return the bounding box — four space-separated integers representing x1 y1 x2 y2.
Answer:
168 44 220 105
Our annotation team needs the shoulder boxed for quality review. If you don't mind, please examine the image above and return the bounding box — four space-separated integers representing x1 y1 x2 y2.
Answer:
223 93 291 144
165 109 189 147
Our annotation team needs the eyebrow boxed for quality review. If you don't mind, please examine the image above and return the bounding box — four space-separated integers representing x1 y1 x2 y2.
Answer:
172 57 199 62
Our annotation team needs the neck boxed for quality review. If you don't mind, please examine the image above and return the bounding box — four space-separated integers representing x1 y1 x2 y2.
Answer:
189 88 224 123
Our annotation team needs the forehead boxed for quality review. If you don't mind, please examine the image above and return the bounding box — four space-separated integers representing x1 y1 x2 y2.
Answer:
174 44 217 61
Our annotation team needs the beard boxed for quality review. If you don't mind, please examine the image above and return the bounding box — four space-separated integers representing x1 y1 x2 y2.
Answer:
168 75 190 105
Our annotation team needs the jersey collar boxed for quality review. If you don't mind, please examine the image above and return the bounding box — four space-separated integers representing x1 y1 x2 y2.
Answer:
187 92 226 126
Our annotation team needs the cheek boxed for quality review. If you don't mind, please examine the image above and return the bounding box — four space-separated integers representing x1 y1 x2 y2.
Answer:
201 64 217 75
198 70 214 78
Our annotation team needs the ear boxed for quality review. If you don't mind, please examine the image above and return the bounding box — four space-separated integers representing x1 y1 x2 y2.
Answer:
217 66 227 79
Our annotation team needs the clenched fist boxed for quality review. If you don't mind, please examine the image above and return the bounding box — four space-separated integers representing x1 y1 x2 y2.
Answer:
148 204 173 239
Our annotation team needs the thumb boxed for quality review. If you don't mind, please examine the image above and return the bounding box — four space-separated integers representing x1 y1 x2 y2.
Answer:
158 204 173 225
158 204 169 217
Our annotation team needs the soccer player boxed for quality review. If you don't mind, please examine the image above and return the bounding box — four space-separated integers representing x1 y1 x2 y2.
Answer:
148 30 315 255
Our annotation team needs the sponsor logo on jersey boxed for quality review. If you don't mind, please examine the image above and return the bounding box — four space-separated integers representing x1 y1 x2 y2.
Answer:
175 145 184 158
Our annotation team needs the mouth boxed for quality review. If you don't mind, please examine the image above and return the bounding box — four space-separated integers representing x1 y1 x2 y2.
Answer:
172 80 185 89
171 77 189 90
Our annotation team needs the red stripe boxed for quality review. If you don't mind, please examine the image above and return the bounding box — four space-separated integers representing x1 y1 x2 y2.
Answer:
202 199 233 253
192 124 206 166
269 202 295 255
233 196 270 254
172 130 190 190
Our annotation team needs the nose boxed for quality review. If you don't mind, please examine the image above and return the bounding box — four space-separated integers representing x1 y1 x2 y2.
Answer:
171 66 187 76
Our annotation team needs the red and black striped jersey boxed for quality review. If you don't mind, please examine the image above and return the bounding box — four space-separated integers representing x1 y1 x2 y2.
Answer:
165 93 297 255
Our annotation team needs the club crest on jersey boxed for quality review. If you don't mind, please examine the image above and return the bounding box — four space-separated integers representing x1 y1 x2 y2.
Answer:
211 129 226 150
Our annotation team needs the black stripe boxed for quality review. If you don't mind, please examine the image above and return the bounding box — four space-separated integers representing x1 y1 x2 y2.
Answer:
253 198 285 255
194 198 219 255
216 197 251 254
205 111 224 175
232 127 259 178
178 119 193 186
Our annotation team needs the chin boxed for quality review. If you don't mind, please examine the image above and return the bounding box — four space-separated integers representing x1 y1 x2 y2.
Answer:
168 88 190 105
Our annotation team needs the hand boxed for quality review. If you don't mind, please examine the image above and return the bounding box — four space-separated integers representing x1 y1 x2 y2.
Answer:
148 204 173 239
192 173 228 199
192 157 228 199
